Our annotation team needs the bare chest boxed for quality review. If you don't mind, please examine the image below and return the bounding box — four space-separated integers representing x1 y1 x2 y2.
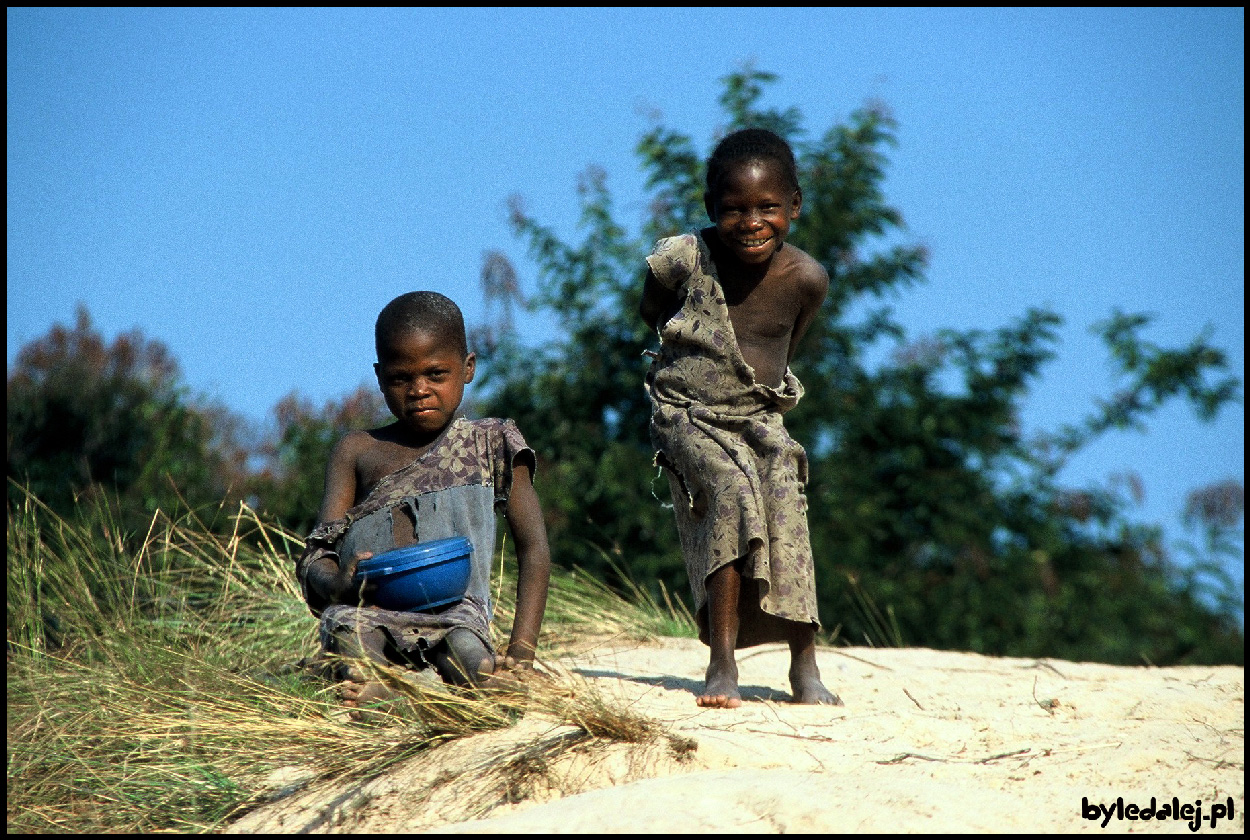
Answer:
721 274 803 345
721 280 804 387
725 298 799 346
355 438 430 503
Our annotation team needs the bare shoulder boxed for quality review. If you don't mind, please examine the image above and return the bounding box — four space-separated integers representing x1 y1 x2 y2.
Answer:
782 244 830 301
329 426 398 475
317 429 378 523
331 428 376 461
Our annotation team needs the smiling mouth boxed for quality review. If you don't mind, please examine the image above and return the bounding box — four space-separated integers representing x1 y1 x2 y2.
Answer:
738 236 772 248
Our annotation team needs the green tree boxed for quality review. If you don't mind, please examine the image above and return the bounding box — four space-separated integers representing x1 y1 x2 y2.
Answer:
474 66 1242 664
7 306 247 526
474 167 678 591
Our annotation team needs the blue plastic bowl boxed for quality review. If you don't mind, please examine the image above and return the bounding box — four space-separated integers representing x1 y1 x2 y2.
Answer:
353 536 473 612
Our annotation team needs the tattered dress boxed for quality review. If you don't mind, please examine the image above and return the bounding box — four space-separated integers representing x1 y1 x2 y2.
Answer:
645 232 820 646
295 416 533 668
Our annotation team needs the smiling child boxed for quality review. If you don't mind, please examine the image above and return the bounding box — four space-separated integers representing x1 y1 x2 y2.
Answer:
641 128 840 708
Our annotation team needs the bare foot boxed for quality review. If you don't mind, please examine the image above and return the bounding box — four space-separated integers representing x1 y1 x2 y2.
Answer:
697 659 743 709
338 678 398 719
789 667 843 706
475 670 530 695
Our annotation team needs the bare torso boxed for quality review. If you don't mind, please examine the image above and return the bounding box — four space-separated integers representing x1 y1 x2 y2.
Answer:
703 229 829 388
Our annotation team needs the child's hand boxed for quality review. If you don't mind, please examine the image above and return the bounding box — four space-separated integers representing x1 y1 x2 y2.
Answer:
491 655 550 686
328 551 375 603
483 656 566 697
493 654 532 675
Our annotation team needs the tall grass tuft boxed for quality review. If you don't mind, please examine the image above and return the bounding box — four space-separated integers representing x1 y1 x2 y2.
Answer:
6 484 684 833
843 572 904 648
494 541 697 649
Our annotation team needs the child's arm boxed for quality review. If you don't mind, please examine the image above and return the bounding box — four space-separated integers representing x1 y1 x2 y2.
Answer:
499 460 551 670
785 256 830 364
640 268 680 333
303 432 371 604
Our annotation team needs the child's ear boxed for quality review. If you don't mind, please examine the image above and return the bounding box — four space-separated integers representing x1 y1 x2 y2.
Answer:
704 193 716 223
790 187 803 220
463 353 476 384
373 361 382 385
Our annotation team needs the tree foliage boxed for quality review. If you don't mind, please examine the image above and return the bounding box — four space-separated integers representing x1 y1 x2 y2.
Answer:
471 67 1243 665
5 306 392 544
7 307 247 527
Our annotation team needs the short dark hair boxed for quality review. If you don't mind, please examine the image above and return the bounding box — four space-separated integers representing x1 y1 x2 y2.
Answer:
375 291 468 359
706 128 800 199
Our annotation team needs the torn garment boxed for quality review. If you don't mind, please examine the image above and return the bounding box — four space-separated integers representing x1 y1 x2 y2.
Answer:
645 232 820 646
295 416 533 663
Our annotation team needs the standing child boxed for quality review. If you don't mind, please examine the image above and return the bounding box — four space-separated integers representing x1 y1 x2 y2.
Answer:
296 291 551 709
641 128 840 708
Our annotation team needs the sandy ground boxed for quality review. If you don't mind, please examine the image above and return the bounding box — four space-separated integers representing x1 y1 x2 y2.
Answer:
229 638 1244 834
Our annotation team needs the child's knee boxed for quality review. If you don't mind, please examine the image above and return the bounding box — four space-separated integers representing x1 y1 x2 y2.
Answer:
436 628 493 686
448 628 493 669
690 487 709 518
328 626 386 660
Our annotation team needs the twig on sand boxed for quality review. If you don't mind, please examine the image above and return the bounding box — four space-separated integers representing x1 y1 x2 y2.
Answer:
1184 751 1244 772
743 727 837 744
736 643 790 663
877 747 1031 765
1032 675 1060 714
903 688 925 710
1025 659 1067 678
1037 741 1121 756
832 649 895 671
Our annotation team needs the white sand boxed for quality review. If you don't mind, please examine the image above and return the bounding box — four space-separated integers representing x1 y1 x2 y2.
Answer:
230 638 1244 833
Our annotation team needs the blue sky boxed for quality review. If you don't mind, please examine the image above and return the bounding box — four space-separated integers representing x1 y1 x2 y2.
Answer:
7 8 1244 598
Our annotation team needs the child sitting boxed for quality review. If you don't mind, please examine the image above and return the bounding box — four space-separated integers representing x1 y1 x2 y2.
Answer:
641 128 841 708
296 291 551 708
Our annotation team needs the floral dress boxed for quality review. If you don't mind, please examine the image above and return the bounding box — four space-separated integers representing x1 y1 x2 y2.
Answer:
645 233 820 646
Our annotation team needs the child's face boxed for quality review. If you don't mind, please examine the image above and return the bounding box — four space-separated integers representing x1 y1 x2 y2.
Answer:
705 159 801 267
374 329 475 440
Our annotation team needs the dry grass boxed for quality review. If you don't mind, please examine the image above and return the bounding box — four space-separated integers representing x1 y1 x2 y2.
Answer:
492 541 697 653
6 484 684 834
275 661 679 831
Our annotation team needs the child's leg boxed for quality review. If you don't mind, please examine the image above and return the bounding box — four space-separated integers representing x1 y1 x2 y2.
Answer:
430 627 495 687
786 621 842 705
328 626 388 678
700 561 743 708
328 625 399 708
